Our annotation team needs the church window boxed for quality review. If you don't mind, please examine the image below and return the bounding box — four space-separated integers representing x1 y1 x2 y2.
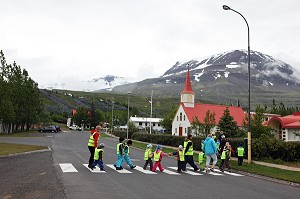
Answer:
180 113 182 121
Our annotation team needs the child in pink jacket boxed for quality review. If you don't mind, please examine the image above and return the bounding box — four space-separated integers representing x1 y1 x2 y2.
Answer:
152 145 168 172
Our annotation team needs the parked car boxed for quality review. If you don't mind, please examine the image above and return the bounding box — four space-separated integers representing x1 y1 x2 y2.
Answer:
69 125 82 131
38 126 58 133
54 125 61 132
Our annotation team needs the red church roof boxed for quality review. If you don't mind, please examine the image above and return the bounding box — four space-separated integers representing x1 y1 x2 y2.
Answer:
182 103 246 126
181 69 194 94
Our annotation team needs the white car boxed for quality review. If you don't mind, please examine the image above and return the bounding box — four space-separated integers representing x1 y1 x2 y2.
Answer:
69 125 82 131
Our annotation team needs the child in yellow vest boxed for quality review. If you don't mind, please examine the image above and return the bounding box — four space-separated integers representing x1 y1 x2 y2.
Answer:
91 143 105 171
152 145 168 172
198 150 205 171
219 143 232 172
143 144 153 170
169 145 185 173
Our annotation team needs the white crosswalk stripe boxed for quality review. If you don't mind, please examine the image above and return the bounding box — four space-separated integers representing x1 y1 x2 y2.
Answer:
59 163 244 177
214 169 244 176
168 167 203 175
106 164 132 173
59 163 78 173
83 164 106 173
134 166 157 174
156 167 181 175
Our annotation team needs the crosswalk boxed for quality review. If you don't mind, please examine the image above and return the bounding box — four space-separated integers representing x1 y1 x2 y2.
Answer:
59 163 244 177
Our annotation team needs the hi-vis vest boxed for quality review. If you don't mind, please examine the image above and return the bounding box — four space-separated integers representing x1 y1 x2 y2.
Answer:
144 148 152 160
94 148 104 160
198 152 205 163
221 150 227 160
237 147 245 157
184 140 193 155
117 143 123 155
124 144 130 155
154 151 162 161
88 132 98 147
178 150 184 161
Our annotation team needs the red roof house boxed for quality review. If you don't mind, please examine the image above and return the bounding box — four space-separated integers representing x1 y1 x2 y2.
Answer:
268 112 300 141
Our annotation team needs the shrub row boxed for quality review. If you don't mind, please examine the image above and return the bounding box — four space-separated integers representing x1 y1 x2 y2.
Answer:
130 133 300 162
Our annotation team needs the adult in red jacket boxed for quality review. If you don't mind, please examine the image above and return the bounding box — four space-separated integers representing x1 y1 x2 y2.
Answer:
88 125 101 169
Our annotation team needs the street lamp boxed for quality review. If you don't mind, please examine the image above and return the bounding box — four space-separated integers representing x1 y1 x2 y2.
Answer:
223 5 251 163
149 90 153 134
127 91 132 139
111 101 115 137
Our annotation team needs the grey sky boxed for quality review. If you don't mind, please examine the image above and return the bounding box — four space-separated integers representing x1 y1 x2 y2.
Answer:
1 0 299 88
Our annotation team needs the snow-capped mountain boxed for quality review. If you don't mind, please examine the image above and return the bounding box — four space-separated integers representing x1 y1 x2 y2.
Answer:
87 75 129 91
113 50 300 107
162 49 300 85
44 75 130 92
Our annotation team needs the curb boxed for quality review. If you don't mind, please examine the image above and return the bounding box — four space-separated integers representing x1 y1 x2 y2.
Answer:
0 146 52 158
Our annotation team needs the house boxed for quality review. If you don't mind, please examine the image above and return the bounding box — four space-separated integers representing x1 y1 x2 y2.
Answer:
172 69 246 136
267 112 300 141
129 116 164 133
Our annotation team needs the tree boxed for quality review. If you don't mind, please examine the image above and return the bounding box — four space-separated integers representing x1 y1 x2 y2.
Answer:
250 105 273 139
160 107 177 133
218 107 239 138
191 116 205 136
203 110 216 136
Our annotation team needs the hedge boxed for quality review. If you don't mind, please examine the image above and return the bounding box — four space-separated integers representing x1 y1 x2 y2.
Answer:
130 133 300 162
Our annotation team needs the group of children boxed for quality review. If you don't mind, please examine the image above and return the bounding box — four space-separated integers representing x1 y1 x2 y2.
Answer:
90 135 245 173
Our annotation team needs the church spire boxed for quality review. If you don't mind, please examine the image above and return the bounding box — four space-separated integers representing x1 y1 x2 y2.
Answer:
180 65 195 107
181 65 194 94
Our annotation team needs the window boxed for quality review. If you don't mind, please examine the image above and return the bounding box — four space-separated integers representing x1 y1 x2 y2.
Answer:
184 115 186 121
175 128 177 133
177 116 178 121
139 122 142 125
180 113 182 121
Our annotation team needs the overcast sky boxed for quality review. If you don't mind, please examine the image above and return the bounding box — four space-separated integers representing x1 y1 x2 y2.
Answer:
1 0 299 88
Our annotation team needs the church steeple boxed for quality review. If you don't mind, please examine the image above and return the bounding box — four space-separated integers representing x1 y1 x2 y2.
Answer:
181 65 195 107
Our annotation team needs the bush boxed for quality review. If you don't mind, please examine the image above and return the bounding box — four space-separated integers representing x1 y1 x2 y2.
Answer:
131 133 206 150
131 133 300 162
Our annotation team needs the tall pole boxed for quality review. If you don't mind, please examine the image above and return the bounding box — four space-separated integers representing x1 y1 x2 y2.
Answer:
111 101 114 137
223 5 251 163
127 91 131 139
150 90 153 134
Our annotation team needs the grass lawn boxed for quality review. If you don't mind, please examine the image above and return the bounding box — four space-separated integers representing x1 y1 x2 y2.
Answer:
131 140 300 184
0 131 40 137
0 143 48 156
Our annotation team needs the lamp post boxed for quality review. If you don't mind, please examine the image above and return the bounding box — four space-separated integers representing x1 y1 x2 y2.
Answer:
127 91 132 139
111 101 115 137
223 5 251 163
149 90 153 134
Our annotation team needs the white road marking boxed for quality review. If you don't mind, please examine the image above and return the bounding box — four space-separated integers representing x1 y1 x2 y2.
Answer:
201 170 224 176
156 167 181 175
134 166 157 174
169 167 203 175
214 169 244 176
83 164 106 173
59 163 78 173
106 164 132 173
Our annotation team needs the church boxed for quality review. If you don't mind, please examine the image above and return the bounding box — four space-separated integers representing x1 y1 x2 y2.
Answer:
172 69 246 136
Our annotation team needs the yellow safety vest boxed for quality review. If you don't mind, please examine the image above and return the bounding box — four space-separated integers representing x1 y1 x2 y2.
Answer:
88 132 97 147
178 150 184 161
198 152 205 163
221 150 226 160
237 147 245 157
154 151 162 161
184 140 193 155
116 143 123 155
144 148 152 160
94 149 104 160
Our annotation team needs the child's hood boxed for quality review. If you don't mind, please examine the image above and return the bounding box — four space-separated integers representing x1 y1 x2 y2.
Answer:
155 149 162 153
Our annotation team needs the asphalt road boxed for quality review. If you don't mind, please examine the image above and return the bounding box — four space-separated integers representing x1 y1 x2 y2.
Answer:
1 131 299 199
